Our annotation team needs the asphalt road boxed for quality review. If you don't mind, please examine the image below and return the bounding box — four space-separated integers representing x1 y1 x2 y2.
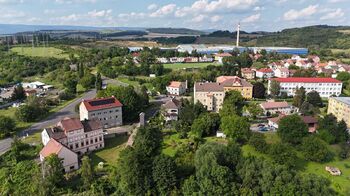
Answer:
0 77 164 156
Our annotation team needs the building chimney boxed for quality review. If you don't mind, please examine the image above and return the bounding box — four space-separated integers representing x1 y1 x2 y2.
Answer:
236 22 240 48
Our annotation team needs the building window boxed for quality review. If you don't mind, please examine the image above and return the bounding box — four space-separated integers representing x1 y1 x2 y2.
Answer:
99 137 102 141
81 142 84 147
116 116 118 119
70 145 73 149
95 138 98 143
75 143 79 148
90 139 93 144
86 141 89 145
70 166 75 170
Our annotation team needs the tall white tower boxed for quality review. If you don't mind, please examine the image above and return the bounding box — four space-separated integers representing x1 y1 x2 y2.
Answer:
236 23 240 48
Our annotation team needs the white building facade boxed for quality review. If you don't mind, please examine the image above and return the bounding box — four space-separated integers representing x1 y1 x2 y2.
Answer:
268 77 342 98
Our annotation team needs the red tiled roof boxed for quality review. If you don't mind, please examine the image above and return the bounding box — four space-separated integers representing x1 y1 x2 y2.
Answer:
168 81 183 88
241 68 254 73
257 68 273 73
82 97 123 112
271 77 341 83
261 101 289 109
40 139 63 158
59 118 83 132
215 53 232 57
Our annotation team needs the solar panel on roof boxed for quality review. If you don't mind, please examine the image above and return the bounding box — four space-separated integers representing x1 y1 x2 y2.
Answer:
89 98 114 106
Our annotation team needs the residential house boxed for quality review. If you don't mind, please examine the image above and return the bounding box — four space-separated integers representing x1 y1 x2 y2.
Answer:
80 97 123 128
274 68 290 78
25 89 37 97
194 76 253 112
40 138 79 172
241 68 255 80
166 81 187 96
184 57 199 63
327 97 350 128
260 101 295 115
162 98 181 121
157 57 169 64
268 115 318 133
216 76 253 99
256 68 274 78
170 57 185 63
41 118 105 155
268 77 342 98
214 53 232 64
199 55 214 62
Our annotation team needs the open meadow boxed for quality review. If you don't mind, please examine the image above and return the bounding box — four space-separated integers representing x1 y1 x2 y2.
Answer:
11 47 70 59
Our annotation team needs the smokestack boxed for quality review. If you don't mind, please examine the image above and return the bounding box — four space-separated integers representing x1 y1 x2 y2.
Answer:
236 22 240 48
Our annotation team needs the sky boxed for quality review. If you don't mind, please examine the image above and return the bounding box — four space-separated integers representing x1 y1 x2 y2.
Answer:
0 0 349 32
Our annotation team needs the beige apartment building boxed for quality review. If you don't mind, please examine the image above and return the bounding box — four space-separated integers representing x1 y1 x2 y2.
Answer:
328 97 350 127
80 97 123 128
194 76 253 112
41 118 105 156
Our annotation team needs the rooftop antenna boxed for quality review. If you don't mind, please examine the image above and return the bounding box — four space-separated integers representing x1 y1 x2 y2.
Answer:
236 22 240 48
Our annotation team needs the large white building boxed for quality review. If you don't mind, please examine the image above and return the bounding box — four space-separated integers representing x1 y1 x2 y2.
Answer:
80 97 123 128
166 81 187 96
268 77 342 98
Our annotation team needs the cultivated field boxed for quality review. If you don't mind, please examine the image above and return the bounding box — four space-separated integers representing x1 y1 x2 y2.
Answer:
11 47 70 59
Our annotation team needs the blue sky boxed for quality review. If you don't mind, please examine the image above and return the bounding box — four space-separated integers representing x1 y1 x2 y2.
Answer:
0 0 349 31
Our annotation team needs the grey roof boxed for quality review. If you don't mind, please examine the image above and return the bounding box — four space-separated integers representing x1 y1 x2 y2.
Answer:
195 82 224 92
162 99 181 110
332 97 350 106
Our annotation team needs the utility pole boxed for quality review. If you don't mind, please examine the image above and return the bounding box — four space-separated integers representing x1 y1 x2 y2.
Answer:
236 22 240 48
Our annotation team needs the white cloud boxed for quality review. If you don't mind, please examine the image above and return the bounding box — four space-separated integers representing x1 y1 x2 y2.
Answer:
242 13 261 23
211 15 222 22
0 0 24 4
328 0 347 3
147 4 158 10
283 4 318 21
321 8 344 20
150 4 176 18
175 0 258 18
87 9 112 18
192 14 206 23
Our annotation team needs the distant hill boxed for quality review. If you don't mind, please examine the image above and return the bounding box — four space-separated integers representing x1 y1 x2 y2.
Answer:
255 25 350 49
146 28 205 35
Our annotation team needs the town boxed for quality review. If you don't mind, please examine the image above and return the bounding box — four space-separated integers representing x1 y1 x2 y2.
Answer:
1 1 350 195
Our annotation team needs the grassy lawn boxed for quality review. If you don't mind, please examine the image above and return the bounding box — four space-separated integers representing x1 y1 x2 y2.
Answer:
22 131 42 145
164 62 215 70
1 107 33 131
11 47 70 59
90 135 129 167
118 77 154 91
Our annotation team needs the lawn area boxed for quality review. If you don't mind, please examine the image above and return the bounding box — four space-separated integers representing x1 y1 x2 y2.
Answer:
0 107 33 131
164 62 215 70
22 131 42 145
118 77 154 91
90 135 128 167
11 47 70 59
162 131 189 157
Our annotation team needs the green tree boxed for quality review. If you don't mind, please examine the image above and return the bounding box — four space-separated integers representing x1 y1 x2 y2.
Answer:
191 113 220 138
269 80 280 98
335 120 349 143
152 155 177 195
293 87 306 107
151 64 165 76
268 143 298 168
299 101 320 115
306 91 323 107
95 72 103 91
11 85 26 101
244 102 263 119
253 82 266 98
336 72 350 82
133 126 162 157
63 77 78 94
219 90 245 116
248 132 268 153
79 72 96 89
277 115 308 144
220 115 251 143
301 136 333 162
0 116 16 136
43 154 65 189
81 156 94 190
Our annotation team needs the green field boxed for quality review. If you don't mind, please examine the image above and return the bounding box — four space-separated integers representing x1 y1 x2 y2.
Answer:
11 47 70 59
164 62 215 70
90 135 129 167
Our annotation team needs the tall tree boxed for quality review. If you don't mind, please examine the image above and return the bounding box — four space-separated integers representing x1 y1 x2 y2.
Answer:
277 115 308 144
219 90 245 117
0 116 16 136
11 85 26 101
95 72 103 91
293 87 306 107
43 154 65 189
269 80 280 98
81 156 94 190
253 82 266 98
152 155 177 195
220 115 251 143
301 136 332 162
306 91 323 107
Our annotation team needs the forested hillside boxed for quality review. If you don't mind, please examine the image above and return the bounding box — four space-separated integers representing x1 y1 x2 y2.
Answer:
256 25 350 49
